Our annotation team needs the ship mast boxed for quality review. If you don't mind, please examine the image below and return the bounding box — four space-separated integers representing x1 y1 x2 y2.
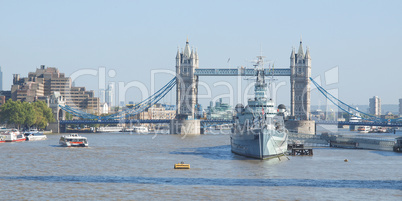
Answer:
253 56 267 102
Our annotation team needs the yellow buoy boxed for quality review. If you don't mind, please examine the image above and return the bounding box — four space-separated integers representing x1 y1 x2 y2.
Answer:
174 162 190 169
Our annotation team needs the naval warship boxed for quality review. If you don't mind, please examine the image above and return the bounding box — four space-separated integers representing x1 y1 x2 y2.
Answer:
231 56 288 159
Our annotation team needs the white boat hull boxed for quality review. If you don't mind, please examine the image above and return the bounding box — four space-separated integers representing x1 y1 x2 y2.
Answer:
97 127 123 132
59 134 88 147
26 135 47 141
59 141 88 147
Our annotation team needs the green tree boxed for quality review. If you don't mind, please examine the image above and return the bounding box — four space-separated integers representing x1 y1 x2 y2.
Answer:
23 102 36 129
32 105 47 129
0 99 55 130
32 101 54 129
0 99 25 129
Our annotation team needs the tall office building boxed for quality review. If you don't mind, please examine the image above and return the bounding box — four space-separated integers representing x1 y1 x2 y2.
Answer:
105 83 115 108
369 96 381 116
399 99 402 116
99 89 106 103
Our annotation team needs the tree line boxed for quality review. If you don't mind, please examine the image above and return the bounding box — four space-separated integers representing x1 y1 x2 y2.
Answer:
0 99 54 130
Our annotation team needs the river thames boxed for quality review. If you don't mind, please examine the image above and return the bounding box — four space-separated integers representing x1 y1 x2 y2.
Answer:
0 132 401 200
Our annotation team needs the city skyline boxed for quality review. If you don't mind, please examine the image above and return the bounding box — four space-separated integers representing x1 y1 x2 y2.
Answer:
0 0 401 106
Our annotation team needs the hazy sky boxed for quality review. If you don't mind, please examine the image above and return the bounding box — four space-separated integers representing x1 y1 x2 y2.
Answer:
0 0 401 108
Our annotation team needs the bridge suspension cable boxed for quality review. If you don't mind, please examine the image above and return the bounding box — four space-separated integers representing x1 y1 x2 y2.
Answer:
59 77 177 120
310 77 388 122
101 77 176 120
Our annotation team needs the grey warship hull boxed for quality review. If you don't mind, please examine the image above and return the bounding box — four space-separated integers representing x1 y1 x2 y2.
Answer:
231 128 288 159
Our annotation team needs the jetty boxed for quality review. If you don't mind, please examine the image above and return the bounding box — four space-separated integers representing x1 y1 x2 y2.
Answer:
288 132 402 152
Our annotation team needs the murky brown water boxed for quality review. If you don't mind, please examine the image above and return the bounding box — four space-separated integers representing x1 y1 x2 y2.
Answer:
0 133 401 200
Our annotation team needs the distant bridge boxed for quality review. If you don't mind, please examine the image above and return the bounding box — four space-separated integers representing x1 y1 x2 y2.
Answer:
60 120 170 125
61 119 402 127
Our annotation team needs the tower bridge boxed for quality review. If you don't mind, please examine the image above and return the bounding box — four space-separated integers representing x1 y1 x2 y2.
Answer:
174 39 311 121
172 39 313 135
54 39 315 134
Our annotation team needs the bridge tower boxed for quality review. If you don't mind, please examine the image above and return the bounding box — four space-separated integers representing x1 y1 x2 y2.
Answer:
170 39 201 135
175 38 199 119
290 39 311 120
288 39 315 134
47 92 66 133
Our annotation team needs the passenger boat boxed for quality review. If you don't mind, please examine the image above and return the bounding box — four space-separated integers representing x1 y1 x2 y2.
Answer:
349 115 362 123
97 126 123 133
59 134 88 147
369 127 389 133
358 126 371 133
349 113 362 131
133 126 149 133
24 130 47 141
231 56 288 159
3 129 26 142
120 126 148 133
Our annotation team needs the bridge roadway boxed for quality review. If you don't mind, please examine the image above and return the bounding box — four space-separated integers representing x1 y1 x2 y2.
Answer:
194 68 291 76
60 120 402 127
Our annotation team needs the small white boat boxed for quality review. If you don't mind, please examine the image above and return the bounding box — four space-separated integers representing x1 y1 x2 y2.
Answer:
133 126 148 133
24 131 47 141
59 134 88 147
3 129 25 142
97 126 123 133
358 126 371 133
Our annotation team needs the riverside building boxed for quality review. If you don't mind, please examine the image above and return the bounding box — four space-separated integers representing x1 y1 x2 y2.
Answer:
10 65 100 114
369 96 381 116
